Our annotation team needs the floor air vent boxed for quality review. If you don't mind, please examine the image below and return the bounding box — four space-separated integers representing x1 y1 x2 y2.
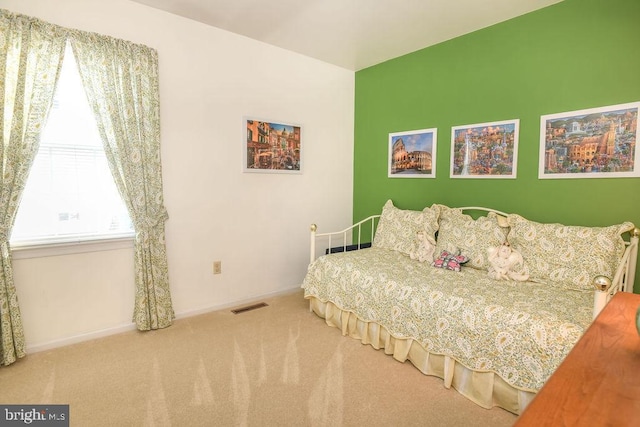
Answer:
231 302 269 314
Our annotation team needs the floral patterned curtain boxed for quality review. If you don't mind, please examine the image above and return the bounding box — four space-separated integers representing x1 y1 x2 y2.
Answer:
69 32 174 330
0 10 65 365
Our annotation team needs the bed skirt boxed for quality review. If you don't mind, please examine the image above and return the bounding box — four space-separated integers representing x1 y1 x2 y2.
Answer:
306 296 535 415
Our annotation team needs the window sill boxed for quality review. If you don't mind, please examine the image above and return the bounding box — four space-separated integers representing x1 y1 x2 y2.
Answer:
10 233 136 260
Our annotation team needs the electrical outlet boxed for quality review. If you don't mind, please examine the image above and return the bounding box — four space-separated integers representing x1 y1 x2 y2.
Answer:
213 261 222 275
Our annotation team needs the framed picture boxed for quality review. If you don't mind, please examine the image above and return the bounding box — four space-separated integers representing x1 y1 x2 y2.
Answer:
243 117 301 173
539 102 640 179
388 128 437 178
450 119 519 178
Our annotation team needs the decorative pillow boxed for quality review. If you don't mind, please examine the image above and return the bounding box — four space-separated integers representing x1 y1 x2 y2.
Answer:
506 214 634 291
487 242 529 282
433 205 509 271
373 200 440 257
432 250 469 272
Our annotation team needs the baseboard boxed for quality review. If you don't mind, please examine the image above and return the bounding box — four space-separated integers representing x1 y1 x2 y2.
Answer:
174 285 302 319
25 285 302 354
26 322 138 354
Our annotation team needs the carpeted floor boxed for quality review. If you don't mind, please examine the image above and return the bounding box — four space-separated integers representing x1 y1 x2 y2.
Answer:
0 290 517 426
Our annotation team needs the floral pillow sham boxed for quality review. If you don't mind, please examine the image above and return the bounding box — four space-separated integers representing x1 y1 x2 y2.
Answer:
506 214 633 291
373 200 440 257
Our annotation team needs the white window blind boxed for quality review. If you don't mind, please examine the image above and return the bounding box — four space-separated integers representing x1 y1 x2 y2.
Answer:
11 44 133 246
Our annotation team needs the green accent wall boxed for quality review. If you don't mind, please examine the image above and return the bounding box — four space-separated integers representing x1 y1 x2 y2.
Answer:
354 0 640 288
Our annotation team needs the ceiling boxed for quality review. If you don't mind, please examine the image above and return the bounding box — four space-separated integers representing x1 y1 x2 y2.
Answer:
131 0 562 71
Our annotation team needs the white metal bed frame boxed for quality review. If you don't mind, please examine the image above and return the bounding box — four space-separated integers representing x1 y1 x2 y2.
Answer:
309 207 640 319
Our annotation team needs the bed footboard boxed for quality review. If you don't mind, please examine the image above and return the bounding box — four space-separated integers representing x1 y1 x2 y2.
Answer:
592 227 639 318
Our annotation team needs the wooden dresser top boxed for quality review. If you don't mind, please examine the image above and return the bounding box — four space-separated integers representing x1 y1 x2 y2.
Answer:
515 291 640 426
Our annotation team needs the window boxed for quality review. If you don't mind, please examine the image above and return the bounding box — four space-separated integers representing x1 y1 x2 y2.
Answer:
11 45 133 246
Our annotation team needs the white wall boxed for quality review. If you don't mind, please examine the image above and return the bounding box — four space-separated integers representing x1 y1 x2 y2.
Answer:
2 0 354 350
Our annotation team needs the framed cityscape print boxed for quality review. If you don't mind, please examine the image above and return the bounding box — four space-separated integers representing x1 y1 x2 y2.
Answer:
450 119 519 178
388 128 437 178
243 117 302 173
539 102 640 179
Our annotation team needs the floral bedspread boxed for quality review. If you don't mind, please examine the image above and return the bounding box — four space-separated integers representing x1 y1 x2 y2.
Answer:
302 247 594 391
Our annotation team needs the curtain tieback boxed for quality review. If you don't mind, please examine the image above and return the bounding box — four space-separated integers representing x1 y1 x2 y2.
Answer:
134 211 168 240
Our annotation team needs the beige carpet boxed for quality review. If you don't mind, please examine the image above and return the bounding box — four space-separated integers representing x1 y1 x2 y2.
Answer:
0 290 517 426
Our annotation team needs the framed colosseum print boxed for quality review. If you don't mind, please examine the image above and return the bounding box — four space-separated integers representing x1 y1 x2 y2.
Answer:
450 119 519 179
539 102 640 179
388 128 437 178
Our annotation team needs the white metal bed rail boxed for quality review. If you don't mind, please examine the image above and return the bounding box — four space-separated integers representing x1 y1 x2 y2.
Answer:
457 206 508 216
309 208 508 265
309 215 380 264
593 227 639 317
614 232 639 294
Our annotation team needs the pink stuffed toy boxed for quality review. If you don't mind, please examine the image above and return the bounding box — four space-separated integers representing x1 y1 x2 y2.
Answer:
432 250 469 272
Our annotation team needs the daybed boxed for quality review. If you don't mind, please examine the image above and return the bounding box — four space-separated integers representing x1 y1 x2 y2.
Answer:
301 201 639 414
